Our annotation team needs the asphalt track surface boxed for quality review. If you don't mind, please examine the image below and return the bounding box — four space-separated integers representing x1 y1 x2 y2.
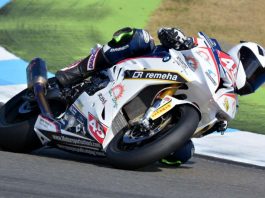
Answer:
0 148 264 198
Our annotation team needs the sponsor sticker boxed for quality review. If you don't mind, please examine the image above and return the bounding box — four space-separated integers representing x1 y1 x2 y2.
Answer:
174 55 189 69
108 84 125 108
98 93 107 105
88 113 108 144
52 135 101 148
69 105 77 115
57 144 105 156
75 98 84 111
150 102 172 120
205 69 217 86
185 56 198 71
223 97 229 111
126 70 179 81
37 115 60 132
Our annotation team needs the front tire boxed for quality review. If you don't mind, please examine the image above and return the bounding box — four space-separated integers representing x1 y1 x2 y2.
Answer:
106 105 200 169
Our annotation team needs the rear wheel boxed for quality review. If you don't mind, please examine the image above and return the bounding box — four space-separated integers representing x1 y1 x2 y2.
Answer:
106 105 200 169
0 89 41 152
0 85 66 152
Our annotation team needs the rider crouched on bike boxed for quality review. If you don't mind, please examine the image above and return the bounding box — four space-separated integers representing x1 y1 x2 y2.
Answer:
55 27 192 86
55 27 265 166
55 27 196 166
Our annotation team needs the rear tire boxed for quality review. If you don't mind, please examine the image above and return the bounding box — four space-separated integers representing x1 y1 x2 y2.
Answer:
106 105 200 169
0 89 42 152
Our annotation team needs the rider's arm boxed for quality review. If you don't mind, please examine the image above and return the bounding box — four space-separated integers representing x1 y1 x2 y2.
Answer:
102 27 155 65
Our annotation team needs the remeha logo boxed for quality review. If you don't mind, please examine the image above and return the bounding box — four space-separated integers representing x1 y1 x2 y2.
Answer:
131 71 178 81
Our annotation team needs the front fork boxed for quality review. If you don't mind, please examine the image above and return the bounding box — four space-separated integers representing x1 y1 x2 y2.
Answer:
140 84 179 129
158 84 179 99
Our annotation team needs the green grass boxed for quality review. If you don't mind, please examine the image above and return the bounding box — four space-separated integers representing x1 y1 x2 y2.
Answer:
230 87 265 134
0 0 161 72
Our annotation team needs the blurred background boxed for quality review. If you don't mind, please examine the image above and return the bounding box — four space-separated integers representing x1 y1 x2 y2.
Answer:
0 0 265 133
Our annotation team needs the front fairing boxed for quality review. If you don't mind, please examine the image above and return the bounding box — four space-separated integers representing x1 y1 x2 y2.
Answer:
176 34 238 131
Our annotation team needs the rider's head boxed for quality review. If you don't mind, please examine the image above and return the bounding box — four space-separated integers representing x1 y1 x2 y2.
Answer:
228 42 265 95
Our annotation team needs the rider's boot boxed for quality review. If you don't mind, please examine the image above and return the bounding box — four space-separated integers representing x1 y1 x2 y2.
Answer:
55 46 110 87
159 140 195 166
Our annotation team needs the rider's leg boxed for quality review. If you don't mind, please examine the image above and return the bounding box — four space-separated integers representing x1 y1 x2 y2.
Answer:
55 27 155 87
55 46 110 87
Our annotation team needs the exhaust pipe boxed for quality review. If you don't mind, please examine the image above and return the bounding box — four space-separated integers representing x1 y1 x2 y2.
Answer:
26 58 53 118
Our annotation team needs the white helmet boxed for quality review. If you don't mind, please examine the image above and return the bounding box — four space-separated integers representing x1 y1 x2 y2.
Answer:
228 42 265 95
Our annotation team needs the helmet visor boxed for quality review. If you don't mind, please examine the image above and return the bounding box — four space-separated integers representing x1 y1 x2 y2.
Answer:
243 55 265 91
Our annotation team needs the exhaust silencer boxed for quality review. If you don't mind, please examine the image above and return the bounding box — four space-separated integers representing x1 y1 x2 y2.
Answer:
27 57 47 89
26 58 52 117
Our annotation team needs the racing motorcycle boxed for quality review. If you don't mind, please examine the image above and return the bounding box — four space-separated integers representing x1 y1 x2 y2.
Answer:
0 32 237 169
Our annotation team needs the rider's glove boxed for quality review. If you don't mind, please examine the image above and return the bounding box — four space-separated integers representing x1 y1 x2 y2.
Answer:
158 27 187 50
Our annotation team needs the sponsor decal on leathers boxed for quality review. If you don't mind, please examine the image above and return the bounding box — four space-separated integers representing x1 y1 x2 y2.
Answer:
125 70 187 82
87 48 100 70
142 30 150 43
110 45 129 52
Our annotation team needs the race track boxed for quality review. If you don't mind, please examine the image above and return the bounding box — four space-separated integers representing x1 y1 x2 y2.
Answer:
0 148 264 198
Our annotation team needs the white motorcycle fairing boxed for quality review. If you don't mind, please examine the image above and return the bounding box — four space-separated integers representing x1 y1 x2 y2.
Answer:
34 32 238 156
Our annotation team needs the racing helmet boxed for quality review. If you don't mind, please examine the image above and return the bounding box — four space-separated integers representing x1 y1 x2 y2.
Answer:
228 42 265 95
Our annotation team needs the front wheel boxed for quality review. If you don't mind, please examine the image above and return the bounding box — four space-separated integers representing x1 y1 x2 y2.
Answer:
106 105 200 169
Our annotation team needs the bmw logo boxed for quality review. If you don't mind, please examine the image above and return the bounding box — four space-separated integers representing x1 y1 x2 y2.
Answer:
162 54 171 62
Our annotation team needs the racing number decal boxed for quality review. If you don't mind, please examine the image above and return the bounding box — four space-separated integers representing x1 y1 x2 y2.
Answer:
220 57 236 71
219 51 238 84
88 113 107 144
